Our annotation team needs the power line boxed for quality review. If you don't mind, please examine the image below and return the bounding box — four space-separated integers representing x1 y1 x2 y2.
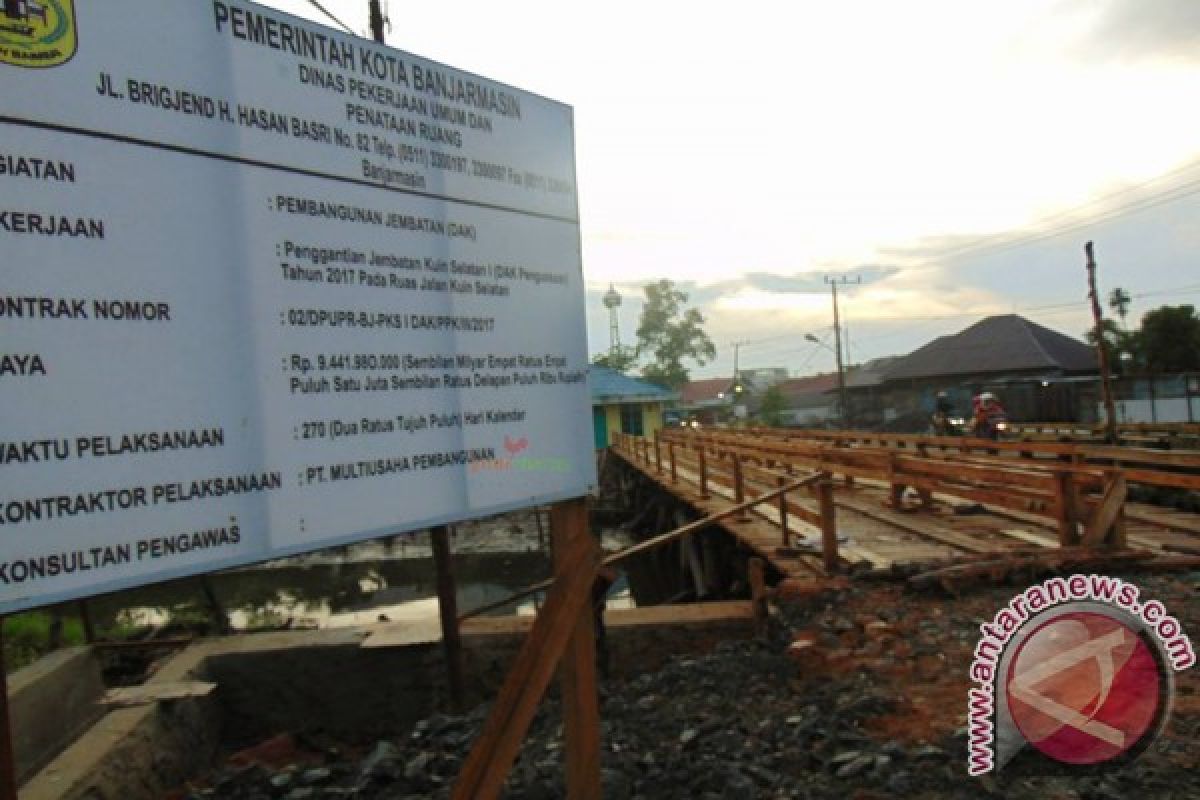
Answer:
930 173 1200 266
305 0 355 35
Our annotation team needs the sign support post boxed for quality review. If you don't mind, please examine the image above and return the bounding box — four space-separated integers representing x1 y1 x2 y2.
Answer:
550 499 602 799
1 619 18 800
432 525 465 712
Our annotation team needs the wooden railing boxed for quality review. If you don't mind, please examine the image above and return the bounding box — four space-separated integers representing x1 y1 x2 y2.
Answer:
611 432 840 570
691 426 1200 494
618 428 1158 549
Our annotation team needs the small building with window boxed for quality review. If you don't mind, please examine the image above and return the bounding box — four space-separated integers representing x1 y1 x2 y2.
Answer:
588 366 675 449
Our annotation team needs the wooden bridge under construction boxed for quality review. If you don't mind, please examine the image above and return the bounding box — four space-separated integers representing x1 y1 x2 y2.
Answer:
609 427 1200 591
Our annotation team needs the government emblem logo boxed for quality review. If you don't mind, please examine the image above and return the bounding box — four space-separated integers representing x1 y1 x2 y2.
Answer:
0 0 77 68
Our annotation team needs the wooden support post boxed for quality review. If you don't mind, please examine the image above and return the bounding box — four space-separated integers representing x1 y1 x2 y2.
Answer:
733 454 748 521
887 452 904 508
817 474 839 573
1 619 17 800
199 576 231 635
432 525 466 712
748 558 768 638
698 447 710 498
78 599 96 644
668 442 677 483
550 499 602 800
534 506 546 552
1082 475 1128 548
776 476 789 547
452 503 599 800
916 488 934 511
1053 470 1079 547
654 432 663 475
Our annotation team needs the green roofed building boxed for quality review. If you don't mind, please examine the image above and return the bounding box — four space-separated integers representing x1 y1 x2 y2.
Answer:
588 366 676 449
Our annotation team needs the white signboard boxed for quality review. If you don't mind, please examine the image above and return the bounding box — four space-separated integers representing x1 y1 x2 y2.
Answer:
0 0 594 613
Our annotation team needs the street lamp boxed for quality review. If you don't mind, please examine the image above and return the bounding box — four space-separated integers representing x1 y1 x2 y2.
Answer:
805 332 849 429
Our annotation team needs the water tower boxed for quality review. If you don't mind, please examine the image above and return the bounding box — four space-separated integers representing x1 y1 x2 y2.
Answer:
602 284 622 358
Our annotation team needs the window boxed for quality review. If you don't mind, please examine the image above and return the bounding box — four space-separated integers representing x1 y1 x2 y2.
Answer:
619 404 644 436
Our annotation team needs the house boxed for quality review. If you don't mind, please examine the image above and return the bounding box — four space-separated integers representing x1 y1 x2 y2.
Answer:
842 357 903 427
589 366 675 449
774 372 840 426
871 314 1098 424
675 377 739 425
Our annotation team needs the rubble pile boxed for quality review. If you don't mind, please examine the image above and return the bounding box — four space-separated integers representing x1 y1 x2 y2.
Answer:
182 575 1198 799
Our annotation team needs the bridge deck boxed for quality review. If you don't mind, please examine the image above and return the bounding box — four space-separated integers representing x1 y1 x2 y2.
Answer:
612 431 1200 585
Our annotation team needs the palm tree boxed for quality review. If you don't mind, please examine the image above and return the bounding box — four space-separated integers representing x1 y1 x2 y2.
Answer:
1108 287 1131 329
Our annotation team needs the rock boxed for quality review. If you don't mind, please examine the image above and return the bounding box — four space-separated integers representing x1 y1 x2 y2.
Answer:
299 767 331 786
884 770 914 794
829 750 862 766
835 753 876 778
403 751 435 782
357 740 399 784
912 744 947 759
601 768 633 800
680 728 701 747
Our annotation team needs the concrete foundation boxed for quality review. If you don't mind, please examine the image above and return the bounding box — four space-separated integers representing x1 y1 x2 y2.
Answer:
13 610 754 799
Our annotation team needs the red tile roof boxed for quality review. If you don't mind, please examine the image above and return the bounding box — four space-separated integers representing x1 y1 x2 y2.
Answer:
679 378 732 405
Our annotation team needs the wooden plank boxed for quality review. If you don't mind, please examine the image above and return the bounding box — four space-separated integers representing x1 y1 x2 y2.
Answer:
362 617 445 648
995 528 1059 549
451 522 598 800
552 499 601 800
835 496 995 554
102 681 217 708
1082 476 1127 547
1124 507 1200 536
893 454 1056 492
1122 469 1200 491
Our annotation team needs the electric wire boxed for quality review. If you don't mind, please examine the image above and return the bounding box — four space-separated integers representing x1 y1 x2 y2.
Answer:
305 0 355 35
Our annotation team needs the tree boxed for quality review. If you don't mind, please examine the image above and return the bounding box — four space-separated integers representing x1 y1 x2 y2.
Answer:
1085 319 1138 375
591 345 639 373
1138 305 1200 373
635 280 716 389
1108 287 1131 328
757 385 787 427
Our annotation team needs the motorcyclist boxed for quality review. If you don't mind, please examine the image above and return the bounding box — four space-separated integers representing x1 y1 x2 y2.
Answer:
971 392 1008 439
931 391 958 436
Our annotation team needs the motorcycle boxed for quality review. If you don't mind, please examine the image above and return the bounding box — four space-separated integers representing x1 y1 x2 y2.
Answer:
972 410 1009 440
930 410 966 436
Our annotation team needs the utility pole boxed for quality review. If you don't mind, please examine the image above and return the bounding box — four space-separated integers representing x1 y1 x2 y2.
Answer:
825 275 859 429
1085 242 1119 444
729 341 746 419
368 0 385 43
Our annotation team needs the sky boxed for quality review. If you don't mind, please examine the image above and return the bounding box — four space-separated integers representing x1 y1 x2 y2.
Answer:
263 0 1200 379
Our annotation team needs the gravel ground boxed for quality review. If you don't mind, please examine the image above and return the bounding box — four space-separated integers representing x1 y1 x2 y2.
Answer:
178 571 1198 799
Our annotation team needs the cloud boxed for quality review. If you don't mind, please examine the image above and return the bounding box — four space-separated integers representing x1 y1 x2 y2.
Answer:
743 265 901 294
1067 0 1200 63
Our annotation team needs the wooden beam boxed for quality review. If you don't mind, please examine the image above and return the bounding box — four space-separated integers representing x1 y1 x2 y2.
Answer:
551 499 602 800
451 516 599 800
748 558 768 638
816 475 839 573
432 524 465 712
1082 475 1127 547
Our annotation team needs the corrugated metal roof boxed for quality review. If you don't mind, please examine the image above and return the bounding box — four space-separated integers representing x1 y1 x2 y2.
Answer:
589 366 675 403
883 315 1097 381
